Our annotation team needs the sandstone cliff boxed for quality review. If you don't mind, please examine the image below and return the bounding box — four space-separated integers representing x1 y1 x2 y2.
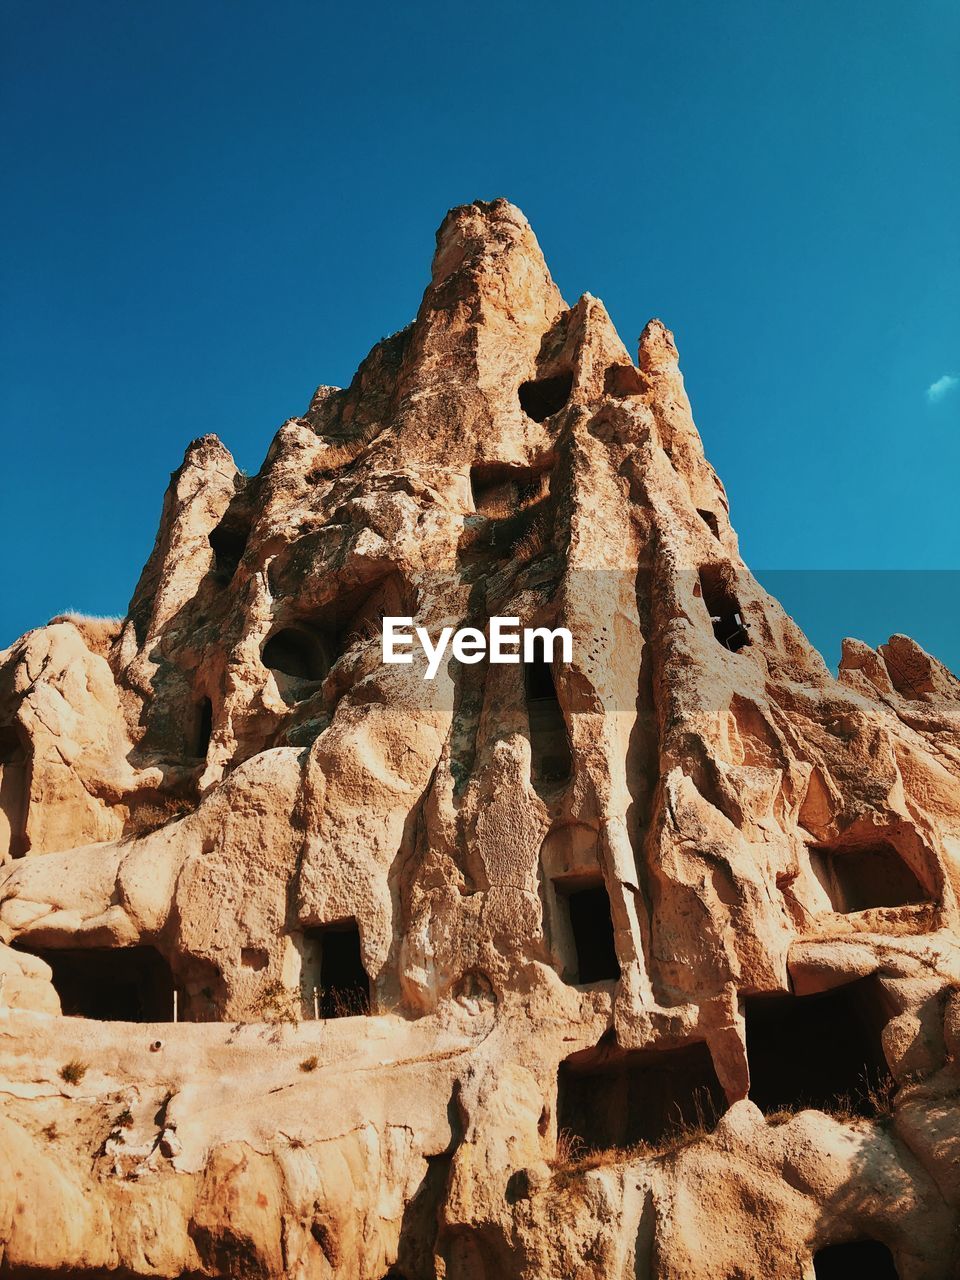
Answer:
1 199 959 1279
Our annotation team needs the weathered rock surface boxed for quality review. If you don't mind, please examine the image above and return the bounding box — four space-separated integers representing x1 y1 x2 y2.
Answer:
1 198 959 1277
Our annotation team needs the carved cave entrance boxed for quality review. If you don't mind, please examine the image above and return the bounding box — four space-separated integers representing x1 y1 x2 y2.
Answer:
18 944 176 1022
813 1240 899 1279
554 876 620 983
744 976 892 1115
302 920 371 1018
557 1037 726 1150
809 840 930 913
525 639 571 789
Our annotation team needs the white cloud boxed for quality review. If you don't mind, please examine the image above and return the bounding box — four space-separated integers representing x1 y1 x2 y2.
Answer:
926 373 958 404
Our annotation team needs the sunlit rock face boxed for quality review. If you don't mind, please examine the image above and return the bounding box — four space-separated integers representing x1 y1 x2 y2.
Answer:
1 198 959 1279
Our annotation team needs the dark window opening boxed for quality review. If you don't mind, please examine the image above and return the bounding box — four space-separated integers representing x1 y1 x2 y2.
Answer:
698 565 750 652
302 921 370 1018
0 724 26 766
556 877 620 982
696 509 720 539
262 626 331 684
208 518 250 582
15 944 176 1022
558 1038 726 1150
193 697 213 759
518 370 573 422
469 460 551 519
525 638 571 789
810 840 930 913
814 1241 898 1279
745 976 892 1116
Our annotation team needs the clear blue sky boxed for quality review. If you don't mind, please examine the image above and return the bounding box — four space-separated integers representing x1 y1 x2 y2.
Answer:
2 1 958 669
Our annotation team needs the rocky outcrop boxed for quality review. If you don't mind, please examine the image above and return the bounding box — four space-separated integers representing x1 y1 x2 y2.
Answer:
1 198 958 1278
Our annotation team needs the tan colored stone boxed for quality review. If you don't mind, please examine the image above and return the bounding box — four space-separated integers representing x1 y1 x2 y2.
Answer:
1 198 959 1278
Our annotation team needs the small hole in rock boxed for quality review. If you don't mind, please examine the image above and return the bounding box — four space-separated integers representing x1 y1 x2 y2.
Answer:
208 518 250 582
518 370 573 422
604 363 644 397
697 509 720 539
699 564 750 652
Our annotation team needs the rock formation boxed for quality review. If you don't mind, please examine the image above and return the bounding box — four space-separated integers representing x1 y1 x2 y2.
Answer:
1 198 959 1279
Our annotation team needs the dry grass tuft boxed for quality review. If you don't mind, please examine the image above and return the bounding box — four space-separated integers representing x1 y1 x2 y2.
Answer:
123 793 193 838
59 1060 88 1086
299 1056 319 1073
248 979 301 1026
763 1072 899 1128
325 987 370 1018
48 612 124 659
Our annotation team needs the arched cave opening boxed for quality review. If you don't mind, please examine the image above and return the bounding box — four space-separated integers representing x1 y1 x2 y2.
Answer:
301 920 371 1018
744 975 892 1116
813 1240 899 1279
809 840 931 913
557 1037 726 1151
698 564 750 652
554 876 620 983
518 370 573 422
16 944 176 1022
262 626 332 684
525 638 571 789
